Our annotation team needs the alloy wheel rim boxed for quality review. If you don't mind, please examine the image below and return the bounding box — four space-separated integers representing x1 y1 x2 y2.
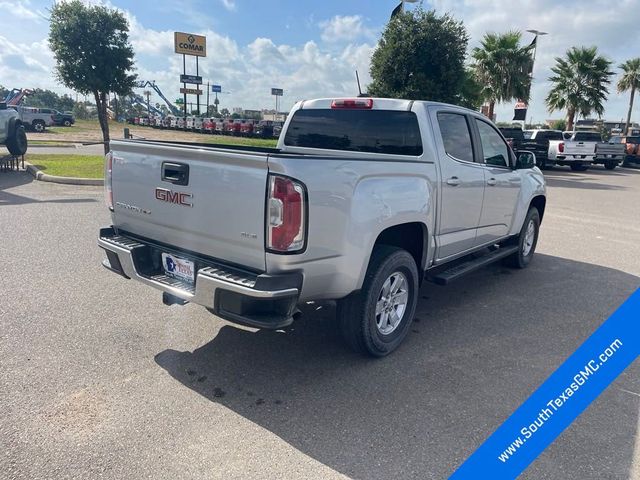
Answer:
375 271 409 335
523 220 536 256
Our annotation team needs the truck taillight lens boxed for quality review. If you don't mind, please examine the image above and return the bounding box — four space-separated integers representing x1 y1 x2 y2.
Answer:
267 175 306 253
558 142 564 153
104 151 113 210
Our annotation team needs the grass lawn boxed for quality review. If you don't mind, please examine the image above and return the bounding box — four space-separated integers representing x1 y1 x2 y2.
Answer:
28 154 104 179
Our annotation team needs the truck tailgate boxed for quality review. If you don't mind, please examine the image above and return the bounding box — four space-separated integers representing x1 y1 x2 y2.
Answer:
565 141 596 157
109 140 268 271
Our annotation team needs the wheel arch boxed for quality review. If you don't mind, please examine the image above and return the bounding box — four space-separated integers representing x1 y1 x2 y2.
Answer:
530 195 546 223
368 222 428 285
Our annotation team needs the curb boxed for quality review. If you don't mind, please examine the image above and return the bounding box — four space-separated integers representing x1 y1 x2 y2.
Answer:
25 162 104 186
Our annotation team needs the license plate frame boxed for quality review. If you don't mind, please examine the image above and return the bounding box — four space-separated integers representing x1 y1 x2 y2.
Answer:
161 252 195 284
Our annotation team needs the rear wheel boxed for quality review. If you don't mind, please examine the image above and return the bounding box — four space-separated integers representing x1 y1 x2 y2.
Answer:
604 160 617 170
570 163 589 171
337 245 419 357
504 207 540 269
6 125 27 156
32 120 45 132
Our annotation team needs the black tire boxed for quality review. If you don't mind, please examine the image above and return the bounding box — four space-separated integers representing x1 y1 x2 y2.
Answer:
570 163 589 171
504 207 540 269
535 155 547 170
6 125 28 156
604 161 617 170
32 120 45 132
337 245 419 357
63 119 72 127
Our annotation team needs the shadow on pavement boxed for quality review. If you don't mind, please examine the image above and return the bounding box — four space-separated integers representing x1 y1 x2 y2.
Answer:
155 254 639 480
0 171 97 205
543 165 640 191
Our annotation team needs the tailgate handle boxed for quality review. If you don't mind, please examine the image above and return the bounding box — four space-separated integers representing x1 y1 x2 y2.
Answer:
162 162 189 186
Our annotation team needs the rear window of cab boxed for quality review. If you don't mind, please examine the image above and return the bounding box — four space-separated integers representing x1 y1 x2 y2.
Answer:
284 109 423 156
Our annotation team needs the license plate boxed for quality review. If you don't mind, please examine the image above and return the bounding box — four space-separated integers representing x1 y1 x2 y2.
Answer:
161 252 195 284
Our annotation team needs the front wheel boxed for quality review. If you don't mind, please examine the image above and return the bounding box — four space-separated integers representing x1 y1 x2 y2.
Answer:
63 119 72 127
32 120 45 132
337 246 419 357
504 207 540 269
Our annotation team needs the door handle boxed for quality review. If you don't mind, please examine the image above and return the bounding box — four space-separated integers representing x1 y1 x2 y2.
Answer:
487 178 497 186
446 176 460 186
162 162 189 186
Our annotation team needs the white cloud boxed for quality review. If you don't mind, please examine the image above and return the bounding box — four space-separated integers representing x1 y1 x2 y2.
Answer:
0 0 46 21
220 0 236 12
319 15 372 43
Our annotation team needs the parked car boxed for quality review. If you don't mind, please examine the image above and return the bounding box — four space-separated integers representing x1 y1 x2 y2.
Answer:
522 129 564 169
593 138 626 170
499 127 525 152
99 97 546 357
610 135 640 166
193 117 204 132
15 106 55 132
202 118 217 134
0 102 27 155
52 110 75 127
548 131 603 171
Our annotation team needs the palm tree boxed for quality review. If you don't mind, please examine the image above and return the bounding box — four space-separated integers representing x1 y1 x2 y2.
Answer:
471 31 533 120
618 58 640 135
545 47 613 131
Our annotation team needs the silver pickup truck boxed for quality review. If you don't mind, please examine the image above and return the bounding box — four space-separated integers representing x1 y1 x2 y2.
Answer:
99 98 546 356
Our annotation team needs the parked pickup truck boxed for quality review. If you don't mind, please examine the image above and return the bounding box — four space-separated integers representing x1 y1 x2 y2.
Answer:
522 129 564 169
548 131 603 171
14 106 56 132
98 98 546 356
610 135 640 166
593 138 626 170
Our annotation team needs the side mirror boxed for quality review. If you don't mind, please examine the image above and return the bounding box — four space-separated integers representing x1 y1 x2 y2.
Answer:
515 151 535 169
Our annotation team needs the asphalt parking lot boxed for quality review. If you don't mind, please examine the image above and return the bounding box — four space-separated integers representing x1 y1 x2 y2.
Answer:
1 165 639 480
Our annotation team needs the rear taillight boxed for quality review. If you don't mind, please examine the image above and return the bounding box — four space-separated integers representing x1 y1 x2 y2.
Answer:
104 151 113 210
558 142 564 153
267 175 306 253
331 98 373 109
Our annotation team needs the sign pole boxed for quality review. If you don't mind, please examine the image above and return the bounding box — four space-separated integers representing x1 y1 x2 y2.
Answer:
206 82 210 116
196 56 200 116
182 53 187 127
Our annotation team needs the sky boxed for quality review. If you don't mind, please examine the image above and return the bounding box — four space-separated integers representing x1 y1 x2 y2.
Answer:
1 0 639 124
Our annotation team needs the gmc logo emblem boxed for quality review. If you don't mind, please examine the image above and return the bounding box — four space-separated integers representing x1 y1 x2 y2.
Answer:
155 188 193 207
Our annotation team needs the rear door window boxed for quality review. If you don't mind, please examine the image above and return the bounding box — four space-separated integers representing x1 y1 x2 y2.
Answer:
284 109 423 156
437 112 474 163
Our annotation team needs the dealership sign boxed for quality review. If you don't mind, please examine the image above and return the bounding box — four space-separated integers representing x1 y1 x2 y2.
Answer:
174 32 206 57
211 85 222 93
180 74 202 85
180 87 203 95
271 88 284 96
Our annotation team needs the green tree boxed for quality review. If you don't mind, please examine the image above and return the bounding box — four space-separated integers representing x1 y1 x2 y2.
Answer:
368 9 468 104
471 31 533 120
545 46 613 131
457 69 484 110
617 58 640 135
549 119 567 131
48 0 136 153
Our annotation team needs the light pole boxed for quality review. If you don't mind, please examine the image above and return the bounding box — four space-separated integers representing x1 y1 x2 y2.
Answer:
525 29 548 123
